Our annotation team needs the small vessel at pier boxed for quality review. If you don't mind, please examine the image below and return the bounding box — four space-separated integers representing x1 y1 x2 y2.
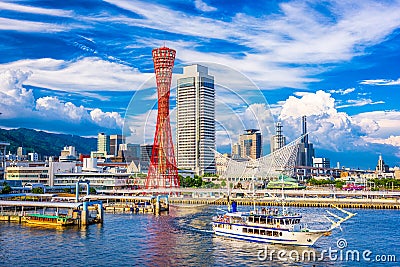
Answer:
212 202 356 246
24 213 75 226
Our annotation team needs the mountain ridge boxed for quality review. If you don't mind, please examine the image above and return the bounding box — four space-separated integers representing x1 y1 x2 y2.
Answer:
0 128 97 157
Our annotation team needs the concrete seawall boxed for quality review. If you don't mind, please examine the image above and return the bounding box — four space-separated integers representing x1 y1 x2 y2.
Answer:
169 197 400 210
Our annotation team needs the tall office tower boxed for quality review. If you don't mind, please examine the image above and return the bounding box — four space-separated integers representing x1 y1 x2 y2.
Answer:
146 47 180 189
270 122 286 153
119 143 140 162
376 154 389 173
97 133 110 154
110 134 125 156
297 116 315 166
140 144 153 163
176 64 216 175
239 129 262 159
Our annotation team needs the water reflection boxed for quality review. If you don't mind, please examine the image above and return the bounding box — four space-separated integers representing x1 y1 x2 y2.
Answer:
0 206 398 267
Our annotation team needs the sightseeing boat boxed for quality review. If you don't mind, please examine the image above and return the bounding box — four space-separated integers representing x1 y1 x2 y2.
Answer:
212 202 356 246
24 213 75 226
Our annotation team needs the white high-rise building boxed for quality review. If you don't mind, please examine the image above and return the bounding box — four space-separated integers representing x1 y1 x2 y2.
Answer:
176 64 215 175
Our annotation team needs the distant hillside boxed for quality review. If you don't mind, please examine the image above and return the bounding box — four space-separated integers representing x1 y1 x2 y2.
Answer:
0 128 97 157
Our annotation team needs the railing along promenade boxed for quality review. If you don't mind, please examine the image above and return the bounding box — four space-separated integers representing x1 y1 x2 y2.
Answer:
95 188 400 210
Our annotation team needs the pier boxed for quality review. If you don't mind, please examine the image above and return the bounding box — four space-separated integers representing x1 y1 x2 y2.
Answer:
82 195 169 214
0 199 104 225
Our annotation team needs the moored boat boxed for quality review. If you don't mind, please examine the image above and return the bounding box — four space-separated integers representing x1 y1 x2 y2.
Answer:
24 214 75 226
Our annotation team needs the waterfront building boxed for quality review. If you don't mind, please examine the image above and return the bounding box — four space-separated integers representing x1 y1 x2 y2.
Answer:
270 122 286 153
239 129 262 160
97 133 110 154
6 161 76 186
110 134 125 157
53 172 131 190
176 64 216 175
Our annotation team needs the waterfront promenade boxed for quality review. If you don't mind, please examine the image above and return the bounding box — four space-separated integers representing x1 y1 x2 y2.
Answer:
93 188 400 210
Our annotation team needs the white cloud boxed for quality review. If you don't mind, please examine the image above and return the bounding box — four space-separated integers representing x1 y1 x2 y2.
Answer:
360 78 400 86
0 18 68 33
353 111 400 138
194 0 217 12
90 108 123 128
36 96 89 122
0 68 123 131
0 57 152 92
102 0 400 90
0 69 35 117
329 88 355 95
363 135 400 147
278 90 366 151
0 2 73 17
336 99 385 109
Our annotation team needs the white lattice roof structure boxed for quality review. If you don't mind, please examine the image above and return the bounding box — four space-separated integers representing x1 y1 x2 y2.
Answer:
215 135 303 179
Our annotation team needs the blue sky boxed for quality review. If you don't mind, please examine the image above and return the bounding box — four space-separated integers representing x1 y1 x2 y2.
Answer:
0 0 400 169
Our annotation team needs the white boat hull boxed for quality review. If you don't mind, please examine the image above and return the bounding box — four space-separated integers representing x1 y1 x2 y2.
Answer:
212 223 328 246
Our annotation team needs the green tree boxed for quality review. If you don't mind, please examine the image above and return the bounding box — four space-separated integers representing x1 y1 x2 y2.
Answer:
90 187 97 194
220 180 226 188
31 187 44 194
1 182 12 194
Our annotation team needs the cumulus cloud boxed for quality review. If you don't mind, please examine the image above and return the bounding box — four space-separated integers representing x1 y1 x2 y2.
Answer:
90 108 123 128
36 96 89 122
278 90 366 151
0 69 35 117
363 135 400 147
0 68 123 132
353 111 400 138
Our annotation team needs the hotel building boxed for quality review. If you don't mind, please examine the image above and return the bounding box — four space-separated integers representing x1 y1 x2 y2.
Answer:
176 64 216 175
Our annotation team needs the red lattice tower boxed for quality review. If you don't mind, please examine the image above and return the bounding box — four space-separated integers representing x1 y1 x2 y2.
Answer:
145 47 180 189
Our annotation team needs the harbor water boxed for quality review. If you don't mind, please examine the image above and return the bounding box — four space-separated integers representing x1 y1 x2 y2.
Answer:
0 205 398 266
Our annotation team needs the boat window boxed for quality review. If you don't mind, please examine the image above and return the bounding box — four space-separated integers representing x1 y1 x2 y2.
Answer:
260 230 265 235
254 229 259 235
249 228 254 234
273 231 279 237
260 217 266 224
267 231 272 236
243 228 248 233
280 232 283 236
